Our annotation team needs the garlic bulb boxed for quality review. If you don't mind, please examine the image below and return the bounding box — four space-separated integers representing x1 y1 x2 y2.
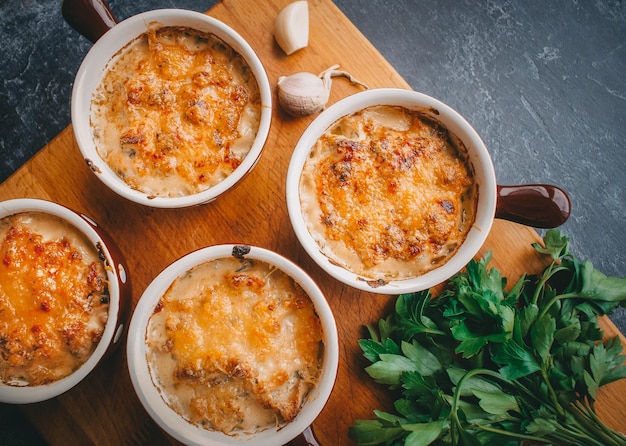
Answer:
277 65 369 117
274 1 309 56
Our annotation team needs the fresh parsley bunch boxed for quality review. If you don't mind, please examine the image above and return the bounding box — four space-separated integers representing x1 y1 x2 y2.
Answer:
350 230 626 445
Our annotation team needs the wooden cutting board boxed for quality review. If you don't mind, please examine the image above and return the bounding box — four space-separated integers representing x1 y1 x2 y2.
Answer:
2 0 625 444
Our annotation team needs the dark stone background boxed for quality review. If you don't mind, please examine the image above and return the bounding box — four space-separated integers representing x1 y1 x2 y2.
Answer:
0 1 625 443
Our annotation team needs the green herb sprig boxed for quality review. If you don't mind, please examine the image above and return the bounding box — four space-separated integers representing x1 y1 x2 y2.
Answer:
349 229 626 445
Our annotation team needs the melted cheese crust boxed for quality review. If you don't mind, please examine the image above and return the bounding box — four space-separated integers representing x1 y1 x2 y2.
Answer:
146 257 323 435
91 26 261 197
299 105 477 281
0 213 109 386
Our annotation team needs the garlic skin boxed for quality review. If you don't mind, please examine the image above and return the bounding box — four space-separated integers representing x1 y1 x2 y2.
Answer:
274 1 309 56
277 65 369 117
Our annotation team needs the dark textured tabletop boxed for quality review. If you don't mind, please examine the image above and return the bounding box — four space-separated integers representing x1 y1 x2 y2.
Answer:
0 1 625 442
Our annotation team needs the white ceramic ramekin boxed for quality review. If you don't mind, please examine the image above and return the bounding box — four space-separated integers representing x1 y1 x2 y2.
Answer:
286 88 498 295
70 9 272 208
0 198 132 404
126 244 338 446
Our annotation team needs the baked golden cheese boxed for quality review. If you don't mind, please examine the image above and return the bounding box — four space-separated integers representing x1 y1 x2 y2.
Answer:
91 26 261 197
0 212 109 386
145 256 323 434
299 105 477 283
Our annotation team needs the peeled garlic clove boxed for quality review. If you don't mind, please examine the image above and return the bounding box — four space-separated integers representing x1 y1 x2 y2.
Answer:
277 72 330 116
274 1 309 56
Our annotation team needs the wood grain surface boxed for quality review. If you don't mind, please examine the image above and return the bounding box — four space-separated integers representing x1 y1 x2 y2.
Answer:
2 0 624 444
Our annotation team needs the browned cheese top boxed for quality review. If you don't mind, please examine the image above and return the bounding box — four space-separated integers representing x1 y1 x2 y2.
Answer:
91 26 261 197
299 105 477 281
0 212 109 386
145 257 323 435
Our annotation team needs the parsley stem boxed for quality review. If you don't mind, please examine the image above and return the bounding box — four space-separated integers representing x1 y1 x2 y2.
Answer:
450 368 496 442
536 291 587 321
531 261 568 306
541 368 566 417
474 424 547 443
476 410 612 446
569 400 626 445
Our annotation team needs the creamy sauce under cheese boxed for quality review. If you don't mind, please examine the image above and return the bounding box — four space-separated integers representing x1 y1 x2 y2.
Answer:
91 26 261 197
299 105 477 282
145 256 323 435
0 212 110 386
